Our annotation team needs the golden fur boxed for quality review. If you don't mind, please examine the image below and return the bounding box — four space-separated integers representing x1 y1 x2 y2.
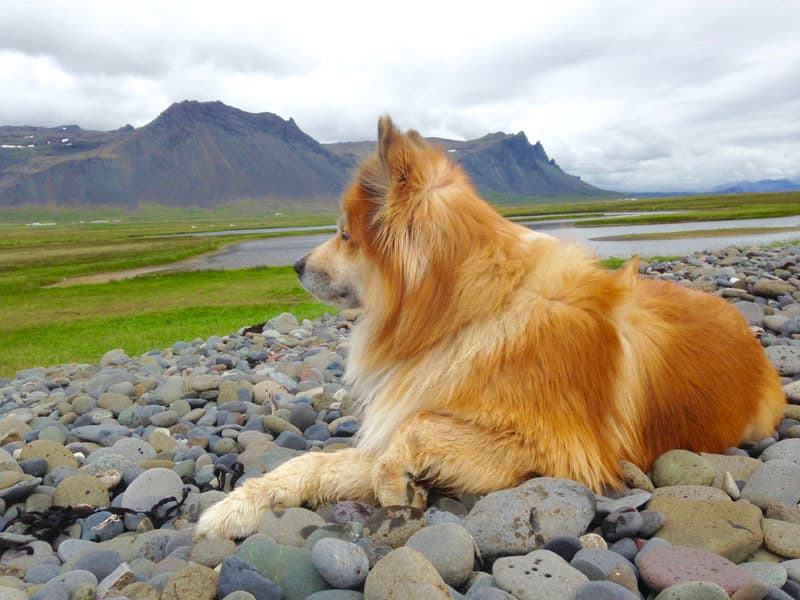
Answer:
196 117 785 539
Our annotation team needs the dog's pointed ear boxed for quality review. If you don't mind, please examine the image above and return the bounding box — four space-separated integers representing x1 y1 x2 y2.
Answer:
377 116 420 186
406 129 426 148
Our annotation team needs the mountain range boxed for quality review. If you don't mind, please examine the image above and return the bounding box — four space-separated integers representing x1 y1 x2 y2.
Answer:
0 101 605 208
710 179 800 194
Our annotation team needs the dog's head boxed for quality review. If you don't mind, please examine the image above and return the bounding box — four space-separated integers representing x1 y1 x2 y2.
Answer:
295 116 504 319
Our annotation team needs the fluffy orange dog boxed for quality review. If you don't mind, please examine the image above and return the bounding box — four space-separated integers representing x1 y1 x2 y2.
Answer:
197 117 785 539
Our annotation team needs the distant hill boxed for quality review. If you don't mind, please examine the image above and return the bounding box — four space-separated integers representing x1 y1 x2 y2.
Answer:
325 131 604 197
710 178 800 194
0 101 605 207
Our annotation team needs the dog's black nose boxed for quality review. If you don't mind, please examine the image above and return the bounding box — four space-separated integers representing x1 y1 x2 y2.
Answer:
293 257 306 276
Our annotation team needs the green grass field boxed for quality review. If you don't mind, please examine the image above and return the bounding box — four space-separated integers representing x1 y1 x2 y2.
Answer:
0 266 333 376
2 190 799 377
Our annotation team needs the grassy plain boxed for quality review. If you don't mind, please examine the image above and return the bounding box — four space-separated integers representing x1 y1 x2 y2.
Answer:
2 190 800 377
494 190 800 224
0 204 337 376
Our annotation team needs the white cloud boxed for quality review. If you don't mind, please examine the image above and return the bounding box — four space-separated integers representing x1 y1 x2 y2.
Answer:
0 0 798 191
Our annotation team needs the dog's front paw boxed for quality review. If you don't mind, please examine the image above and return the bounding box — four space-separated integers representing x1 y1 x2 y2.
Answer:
195 489 264 540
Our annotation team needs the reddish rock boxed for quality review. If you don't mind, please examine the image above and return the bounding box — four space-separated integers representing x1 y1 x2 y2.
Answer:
638 544 751 595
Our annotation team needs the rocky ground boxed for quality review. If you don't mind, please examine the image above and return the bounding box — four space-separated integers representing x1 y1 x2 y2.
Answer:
1 243 800 600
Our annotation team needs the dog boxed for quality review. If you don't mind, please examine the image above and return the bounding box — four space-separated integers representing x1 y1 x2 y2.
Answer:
196 116 785 539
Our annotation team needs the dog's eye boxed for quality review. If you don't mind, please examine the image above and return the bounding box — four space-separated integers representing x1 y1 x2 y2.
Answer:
341 231 350 241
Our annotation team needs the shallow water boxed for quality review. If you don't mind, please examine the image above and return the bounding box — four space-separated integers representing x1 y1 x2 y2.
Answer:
182 214 800 268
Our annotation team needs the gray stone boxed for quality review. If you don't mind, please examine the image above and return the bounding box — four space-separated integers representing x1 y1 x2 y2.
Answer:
235 534 330 600
311 537 369 589
761 439 800 465
595 491 652 515
69 550 122 582
406 523 475 588
190 537 236 568
30 570 98 600
654 581 729 600
120 468 184 528
737 561 787 587
257 507 326 547
268 313 300 335
765 345 800 376
493 549 589 600
57 538 99 562
465 477 595 559
363 546 450 600
570 548 637 584
70 424 131 444
735 301 764 325
741 459 800 508
575 581 640 600
217 555 282 600
305 592 364 600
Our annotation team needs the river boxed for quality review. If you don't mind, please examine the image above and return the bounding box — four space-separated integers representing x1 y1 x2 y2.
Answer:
181 214 800 269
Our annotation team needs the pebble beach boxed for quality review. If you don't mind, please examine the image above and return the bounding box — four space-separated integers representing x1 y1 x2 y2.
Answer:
1 243 800 600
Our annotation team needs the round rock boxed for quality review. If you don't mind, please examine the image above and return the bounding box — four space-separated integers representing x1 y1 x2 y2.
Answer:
161 563 218 600
217 555 282 600
493 549 589 600
638 544 750 595
764 519 800 558
18 439 78 473
257 507 326 547
363 546 450 600
651 450 715 487
311 537 369 589
575 581 640 600
53 474 110 508
120 467 184 526
406 523 475 588
465 477 595 560
761 439 800 465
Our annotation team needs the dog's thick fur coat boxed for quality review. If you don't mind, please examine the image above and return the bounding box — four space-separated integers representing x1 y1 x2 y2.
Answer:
196 117 785 539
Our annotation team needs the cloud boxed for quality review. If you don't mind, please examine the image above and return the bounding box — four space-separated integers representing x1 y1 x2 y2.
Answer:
0 0 798 192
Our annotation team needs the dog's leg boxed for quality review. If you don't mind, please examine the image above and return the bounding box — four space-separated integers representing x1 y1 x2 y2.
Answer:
196 448 376 539
373 412 528 507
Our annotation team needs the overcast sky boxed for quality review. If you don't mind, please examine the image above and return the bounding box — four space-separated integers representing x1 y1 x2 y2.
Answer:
1 0 798 192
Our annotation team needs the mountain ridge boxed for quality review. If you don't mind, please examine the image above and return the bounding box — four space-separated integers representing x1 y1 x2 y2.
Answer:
0 100 605 207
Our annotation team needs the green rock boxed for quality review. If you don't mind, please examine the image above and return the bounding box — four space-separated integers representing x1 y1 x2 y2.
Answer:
174 459 195 479
38 424 68 445
262 415 303 436
189 537 236 567
170 399 192 416
97 392 133 416
646 496 763 563
53 474 110 508
235 534 330 600
651 450 715 487
212 438 238 456
71 395 95 415
257 507 326 547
